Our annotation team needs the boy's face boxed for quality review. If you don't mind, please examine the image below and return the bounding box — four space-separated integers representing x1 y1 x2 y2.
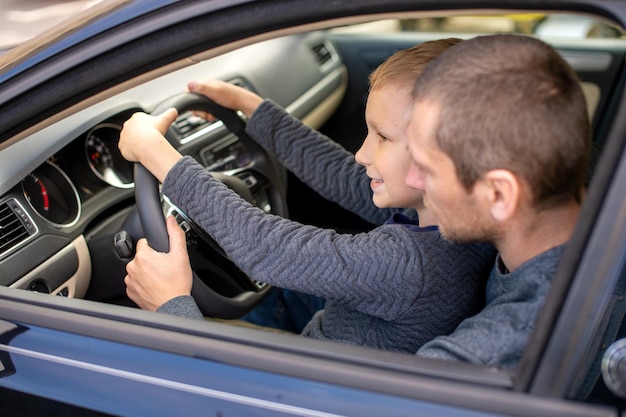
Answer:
405 100 493 242
356 85 424 209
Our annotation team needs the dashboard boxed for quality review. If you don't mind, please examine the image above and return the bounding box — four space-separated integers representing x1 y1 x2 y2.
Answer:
0 31 347 301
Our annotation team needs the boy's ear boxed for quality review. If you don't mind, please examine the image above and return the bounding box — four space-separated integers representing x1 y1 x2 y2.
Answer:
478 169 521 222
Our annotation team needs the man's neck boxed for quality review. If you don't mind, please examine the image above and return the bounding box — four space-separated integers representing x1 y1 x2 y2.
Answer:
496 201 580 272
416 207 438 228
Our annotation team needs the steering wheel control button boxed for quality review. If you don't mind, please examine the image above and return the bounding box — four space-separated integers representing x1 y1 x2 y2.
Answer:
179 220 191 234
114 231 134 259
241 174 258 188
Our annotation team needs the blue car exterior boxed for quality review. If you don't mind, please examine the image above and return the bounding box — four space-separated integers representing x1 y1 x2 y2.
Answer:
4 322 458 417
1 1 626 416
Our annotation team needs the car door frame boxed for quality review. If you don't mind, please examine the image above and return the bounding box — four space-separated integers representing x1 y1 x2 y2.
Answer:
1 0 626 415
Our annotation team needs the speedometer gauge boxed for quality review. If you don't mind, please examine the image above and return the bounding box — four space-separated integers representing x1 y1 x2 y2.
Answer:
22 162 80 226
85 123 134 188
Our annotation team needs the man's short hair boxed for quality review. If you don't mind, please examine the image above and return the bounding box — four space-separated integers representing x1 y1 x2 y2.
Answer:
412 34 590 208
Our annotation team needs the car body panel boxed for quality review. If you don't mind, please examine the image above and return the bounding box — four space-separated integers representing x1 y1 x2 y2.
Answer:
0 290 616 417
3 321 467 417
1 0 626 415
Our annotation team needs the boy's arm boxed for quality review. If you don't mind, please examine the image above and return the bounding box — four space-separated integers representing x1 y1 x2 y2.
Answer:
163 156 424 321
188 79 392 224
246 100 393 225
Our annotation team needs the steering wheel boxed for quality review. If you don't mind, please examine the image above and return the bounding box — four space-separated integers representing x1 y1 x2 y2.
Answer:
134 92 287 319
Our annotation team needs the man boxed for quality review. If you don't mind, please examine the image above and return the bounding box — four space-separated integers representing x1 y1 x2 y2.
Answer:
406 34 590 369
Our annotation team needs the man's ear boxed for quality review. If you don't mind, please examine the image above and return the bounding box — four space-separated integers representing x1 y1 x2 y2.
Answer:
478 169 521 222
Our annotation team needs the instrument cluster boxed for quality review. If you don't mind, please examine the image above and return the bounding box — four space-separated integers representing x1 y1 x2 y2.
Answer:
18 111 138 229
21 161 80 227
85 123 134 189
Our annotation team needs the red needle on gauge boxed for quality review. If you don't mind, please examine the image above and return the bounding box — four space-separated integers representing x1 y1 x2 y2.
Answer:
27 174 49 212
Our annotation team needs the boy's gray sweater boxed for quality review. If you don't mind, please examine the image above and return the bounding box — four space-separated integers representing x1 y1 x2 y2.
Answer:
157 100 496 353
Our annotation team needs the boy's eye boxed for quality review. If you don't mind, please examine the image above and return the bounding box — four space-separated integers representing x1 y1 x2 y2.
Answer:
378 133 389 142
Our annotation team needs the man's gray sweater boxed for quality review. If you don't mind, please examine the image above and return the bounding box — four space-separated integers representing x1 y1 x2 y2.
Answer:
417 245 565 369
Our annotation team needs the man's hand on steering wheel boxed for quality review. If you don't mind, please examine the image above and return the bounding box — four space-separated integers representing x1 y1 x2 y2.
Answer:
124 216 193 311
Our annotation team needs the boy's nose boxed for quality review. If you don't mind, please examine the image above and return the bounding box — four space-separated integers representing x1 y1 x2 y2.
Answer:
354 136 372 166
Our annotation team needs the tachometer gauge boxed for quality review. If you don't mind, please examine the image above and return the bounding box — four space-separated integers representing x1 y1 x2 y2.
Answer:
85 123 134 188
21 162 80 226
22 173 50 215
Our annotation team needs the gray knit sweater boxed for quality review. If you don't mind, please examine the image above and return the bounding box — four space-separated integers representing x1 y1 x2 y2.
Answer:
417 245 565 369
157 100 496 353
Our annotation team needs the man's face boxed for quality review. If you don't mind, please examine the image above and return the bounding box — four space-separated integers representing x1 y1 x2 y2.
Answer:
405 100 493 242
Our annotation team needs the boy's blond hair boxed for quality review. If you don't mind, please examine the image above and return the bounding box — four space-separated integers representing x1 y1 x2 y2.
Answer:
369 38 463 91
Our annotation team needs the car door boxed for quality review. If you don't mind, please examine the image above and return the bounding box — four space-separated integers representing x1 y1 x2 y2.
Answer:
1 1 626 416
0 286 615 417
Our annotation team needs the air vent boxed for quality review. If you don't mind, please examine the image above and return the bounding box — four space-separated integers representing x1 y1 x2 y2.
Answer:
0 199 37 257
172 112 212 136
311 41 334 66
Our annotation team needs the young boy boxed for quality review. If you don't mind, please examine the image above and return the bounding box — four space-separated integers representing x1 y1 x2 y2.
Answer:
119 39 497 353
405 34 590 368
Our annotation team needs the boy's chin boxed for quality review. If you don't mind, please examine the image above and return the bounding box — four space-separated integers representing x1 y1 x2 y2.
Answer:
371 196 389 208
372 194 422 210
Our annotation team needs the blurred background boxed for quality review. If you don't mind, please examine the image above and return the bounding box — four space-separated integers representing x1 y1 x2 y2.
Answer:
1 0 102 52
1 0 623 56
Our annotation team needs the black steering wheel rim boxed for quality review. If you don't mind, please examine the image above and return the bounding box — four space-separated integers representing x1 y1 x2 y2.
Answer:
134 92 286 318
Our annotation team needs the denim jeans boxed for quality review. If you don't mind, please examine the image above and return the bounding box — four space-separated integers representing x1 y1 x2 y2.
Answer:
241 289 326 333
